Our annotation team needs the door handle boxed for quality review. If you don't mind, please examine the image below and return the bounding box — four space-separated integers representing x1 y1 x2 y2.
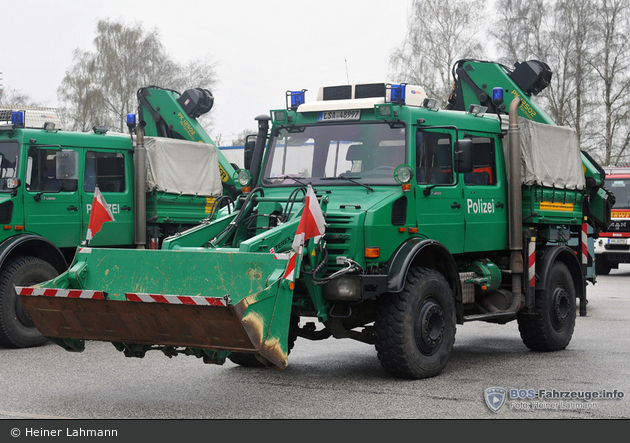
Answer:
451 202 461 209
496 202 505 208
121 205 132 211
67 205 79 212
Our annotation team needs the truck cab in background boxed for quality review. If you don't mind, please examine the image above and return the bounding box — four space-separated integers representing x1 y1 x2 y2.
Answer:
595 166 630 274
0 88 240 349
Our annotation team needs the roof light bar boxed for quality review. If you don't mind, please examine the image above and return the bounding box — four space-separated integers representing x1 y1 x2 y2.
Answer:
389 84 406 104
11 111 25 128
286 89 307 110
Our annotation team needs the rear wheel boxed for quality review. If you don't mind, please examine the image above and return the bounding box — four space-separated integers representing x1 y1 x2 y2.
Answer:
518 261 576 351
0 257 58 348
375 267 456 379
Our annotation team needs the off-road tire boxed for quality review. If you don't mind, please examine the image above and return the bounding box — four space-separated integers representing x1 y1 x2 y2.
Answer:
518 261 576 351
595 254 611 276
0 256 58 348
227 352 268 368
375 267 456 379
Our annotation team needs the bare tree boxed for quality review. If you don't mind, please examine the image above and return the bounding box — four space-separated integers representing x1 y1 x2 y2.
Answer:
0 88 40 107
492 0 549 64
389 0 486 105
58 49 107 132
492 0 630 165
590 0 630 165
58 19 217 133
553 0 599 150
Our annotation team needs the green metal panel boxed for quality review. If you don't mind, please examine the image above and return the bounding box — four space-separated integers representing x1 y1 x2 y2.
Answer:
461 134 508 252
21 246 295 368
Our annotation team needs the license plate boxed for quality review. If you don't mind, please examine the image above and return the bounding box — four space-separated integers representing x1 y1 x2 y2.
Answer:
318 110 361 122
609 238 627 245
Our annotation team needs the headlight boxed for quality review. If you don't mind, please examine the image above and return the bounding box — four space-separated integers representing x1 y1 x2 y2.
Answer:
324 276 361 301
233 169 252 187
394 164 413 184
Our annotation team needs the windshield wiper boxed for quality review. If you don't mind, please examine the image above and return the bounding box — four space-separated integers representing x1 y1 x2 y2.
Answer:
321 174 374 192
263 175 308 187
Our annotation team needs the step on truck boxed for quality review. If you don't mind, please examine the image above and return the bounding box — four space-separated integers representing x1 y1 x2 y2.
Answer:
595 165 630 275
16 60 612 379
0 87 241 348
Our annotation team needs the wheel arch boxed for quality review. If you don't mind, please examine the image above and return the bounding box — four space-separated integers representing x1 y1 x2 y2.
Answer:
536 245 584 307
387 238 462 312
0 234 68 273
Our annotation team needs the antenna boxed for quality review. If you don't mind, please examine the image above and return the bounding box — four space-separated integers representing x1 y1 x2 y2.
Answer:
345 60 350 84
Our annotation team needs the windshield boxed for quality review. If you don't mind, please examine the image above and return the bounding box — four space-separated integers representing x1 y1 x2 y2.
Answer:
0 141 20 192
261 123 406 187
609 178 630 209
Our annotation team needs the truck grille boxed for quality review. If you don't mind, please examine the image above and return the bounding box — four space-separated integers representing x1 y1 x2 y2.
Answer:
323 214 355 272
607 220 630 232
605 244 630 251
0 201 13 224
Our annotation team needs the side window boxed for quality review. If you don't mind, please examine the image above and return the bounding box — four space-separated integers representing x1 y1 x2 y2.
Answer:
27 148 78 192
84 152 126 193
416 131 453 184
464 137 497 186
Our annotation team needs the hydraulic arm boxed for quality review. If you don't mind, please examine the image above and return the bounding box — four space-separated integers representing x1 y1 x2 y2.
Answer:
446 59 613 232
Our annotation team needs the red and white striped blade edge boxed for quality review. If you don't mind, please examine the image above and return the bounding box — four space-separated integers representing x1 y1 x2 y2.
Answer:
15 286 107 299
125 292 227 307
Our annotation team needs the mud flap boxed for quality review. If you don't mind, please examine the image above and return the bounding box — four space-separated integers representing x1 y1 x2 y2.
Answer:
15 248 295 369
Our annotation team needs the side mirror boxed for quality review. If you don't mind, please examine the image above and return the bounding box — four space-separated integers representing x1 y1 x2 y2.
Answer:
57 150 78 179
455 139 473 174
5 177 21 196
244 135 256 170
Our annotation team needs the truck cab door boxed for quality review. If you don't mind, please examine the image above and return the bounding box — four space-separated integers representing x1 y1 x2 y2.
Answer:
23 147 82 247
81 150 134 246
415 129 465 254
461 136 508 252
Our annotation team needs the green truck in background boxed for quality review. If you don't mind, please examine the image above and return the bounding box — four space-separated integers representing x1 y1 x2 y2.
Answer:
0 87 241 348
17 60 612 379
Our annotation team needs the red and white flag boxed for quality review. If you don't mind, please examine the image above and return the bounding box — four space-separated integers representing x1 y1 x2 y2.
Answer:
283 252 298 282
292 185 326 252
284 185 326 282
86 186 115 243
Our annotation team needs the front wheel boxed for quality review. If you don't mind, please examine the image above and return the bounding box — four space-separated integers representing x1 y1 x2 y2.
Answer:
518 261 576 351
0 256 58 348
595 254 611 275
375 267 456 379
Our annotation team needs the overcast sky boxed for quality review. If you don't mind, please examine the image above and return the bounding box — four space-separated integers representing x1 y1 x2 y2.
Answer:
2 0 411 145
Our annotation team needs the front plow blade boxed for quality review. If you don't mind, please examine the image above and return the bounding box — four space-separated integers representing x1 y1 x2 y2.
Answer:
16 248 295 369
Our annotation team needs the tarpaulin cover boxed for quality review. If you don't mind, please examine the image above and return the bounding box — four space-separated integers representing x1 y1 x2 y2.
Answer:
144 137 222 197
518 117 586 190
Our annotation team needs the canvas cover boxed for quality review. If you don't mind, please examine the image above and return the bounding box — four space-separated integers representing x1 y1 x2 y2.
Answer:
518 117 586 190
144 137 222 197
